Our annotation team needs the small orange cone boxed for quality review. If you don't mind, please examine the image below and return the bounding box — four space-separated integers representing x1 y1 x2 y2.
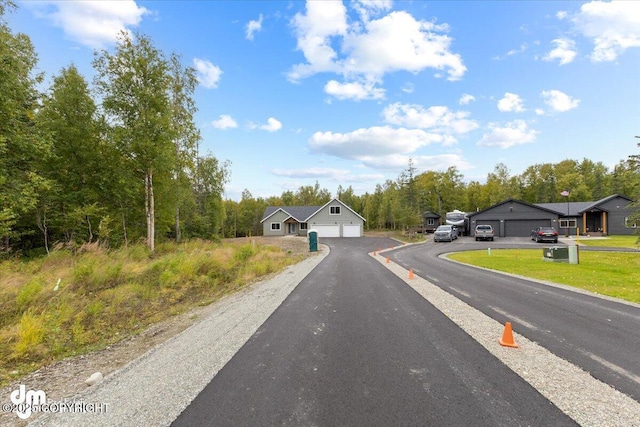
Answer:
499 322 519 348
373 251 377 256
386 256 390 263
408 269 415 279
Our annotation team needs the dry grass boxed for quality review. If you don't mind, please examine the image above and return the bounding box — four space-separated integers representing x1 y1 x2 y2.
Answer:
0 238 309 387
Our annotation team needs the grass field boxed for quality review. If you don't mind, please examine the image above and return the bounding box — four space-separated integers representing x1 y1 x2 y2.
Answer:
0 239 307 387
448 248 640 304
575 235 640 248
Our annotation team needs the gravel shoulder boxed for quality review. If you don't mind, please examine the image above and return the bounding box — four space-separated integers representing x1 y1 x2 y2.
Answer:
0 237 324 427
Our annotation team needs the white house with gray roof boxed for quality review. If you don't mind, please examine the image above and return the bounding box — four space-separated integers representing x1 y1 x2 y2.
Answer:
261 198 365 237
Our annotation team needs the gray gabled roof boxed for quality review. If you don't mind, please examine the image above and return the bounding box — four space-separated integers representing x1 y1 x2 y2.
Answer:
260 198 366 223
261 206 321 223
535 202 592 216
536 194 633 216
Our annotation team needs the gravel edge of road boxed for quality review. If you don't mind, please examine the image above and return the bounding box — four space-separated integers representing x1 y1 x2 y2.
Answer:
372 249 640 427
27 246 329 427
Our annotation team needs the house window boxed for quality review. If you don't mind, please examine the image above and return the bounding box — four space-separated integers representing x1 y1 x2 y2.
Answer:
330 206 341 215
625 217 638 228
271 222 281 231
559 219 577 228
426 219 435 226
300 223 308 230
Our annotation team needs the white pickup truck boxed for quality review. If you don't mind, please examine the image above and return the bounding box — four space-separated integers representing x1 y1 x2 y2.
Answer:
474 224 494 241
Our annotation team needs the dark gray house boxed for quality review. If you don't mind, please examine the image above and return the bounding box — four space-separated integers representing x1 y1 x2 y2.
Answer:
468 194 636 237
422 211 441 233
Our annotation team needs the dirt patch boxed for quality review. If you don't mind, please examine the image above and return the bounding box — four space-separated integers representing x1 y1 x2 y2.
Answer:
0 236 313 427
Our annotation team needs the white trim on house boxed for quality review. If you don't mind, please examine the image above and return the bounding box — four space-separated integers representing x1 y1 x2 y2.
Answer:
270 222 281 231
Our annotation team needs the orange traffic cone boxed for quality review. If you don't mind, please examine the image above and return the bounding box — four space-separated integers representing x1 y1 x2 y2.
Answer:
386 256 390 263
373 251 377 256
408 269 415 279
499 322 519 348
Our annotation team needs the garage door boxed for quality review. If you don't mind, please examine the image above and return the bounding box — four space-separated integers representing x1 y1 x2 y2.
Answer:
313 225 340 238
474 220 500 235
505 219 551 237
342 224 361 237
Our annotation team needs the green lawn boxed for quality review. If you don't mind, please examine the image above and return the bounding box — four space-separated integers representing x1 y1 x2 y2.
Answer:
576 235 640 249
448 249 640 304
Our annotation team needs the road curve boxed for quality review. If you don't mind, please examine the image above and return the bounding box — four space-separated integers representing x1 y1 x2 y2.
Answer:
388 237 640 404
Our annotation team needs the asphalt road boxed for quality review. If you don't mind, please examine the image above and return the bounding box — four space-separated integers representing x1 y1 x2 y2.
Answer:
173 237 575 426
389 236 640 402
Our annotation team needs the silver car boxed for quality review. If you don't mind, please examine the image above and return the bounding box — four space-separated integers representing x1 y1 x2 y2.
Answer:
434 225 456 242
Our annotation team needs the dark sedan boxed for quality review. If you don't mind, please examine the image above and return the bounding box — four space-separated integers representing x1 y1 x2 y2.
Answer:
531 226 558 243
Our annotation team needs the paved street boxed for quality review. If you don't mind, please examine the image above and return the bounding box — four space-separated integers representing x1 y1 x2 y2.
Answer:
389 237 640 402
173 238 575 426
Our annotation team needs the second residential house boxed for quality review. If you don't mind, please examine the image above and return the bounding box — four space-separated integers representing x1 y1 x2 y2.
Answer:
261 198 365 237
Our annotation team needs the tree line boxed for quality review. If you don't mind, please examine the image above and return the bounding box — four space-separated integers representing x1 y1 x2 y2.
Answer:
1 0 637 256
225 156 639 237
1 1 229 255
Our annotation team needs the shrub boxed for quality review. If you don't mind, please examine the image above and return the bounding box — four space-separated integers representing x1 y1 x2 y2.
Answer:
16 278 44 310
14 311 45 356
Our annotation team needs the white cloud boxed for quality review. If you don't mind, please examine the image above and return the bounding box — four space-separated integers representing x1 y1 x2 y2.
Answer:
557 11 568 20
309 126 445 160
211 114 238 130
193 58 222 89
246 14 263 40
574 0 640 62
27 0 149 48
352 0 393 22
543 38 577 65
271 167 384 182
497 92 525 112
324 80 385 101
459 94 476 105
382 103 479 135
541 90 580 112
477 120 538 149
288 3 466 88
260 117 282 132
357 153 473 171
535 108 545 116
401 83 414 94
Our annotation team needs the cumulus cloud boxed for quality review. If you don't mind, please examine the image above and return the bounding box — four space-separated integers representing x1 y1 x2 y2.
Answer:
574 0 640 62
459 94 476 105
211 114 238 130
477 120 538 149
497 92 525 112
193 58 222 89
26 0 149 48
557 11 568 20
382 103 479 135
309 126 444 160
543 38 577 65
324 80 385 101
260 117 282 132
288 2 466 94
541 90 580 112
246 14 263 40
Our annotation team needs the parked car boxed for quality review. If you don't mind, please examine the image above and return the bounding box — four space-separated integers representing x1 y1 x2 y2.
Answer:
474 224 494 241
531 226 558 243
434 225 456 242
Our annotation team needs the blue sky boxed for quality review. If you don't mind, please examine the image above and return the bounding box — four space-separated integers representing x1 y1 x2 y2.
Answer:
9 1 640 200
